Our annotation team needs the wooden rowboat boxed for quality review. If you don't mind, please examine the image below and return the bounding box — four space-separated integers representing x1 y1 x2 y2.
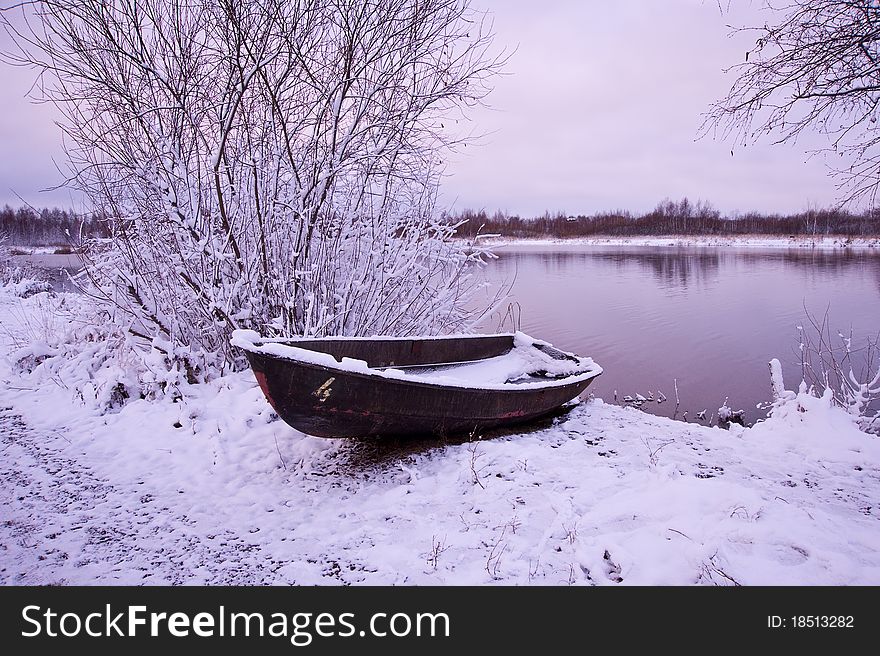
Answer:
231 330 602 438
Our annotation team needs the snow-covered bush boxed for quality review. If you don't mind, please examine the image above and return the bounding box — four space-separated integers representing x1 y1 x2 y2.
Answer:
768 356 878 435
0 288 198 412
0 237 48 297
4 1 505 377
785 311 880 433
1 276 51 299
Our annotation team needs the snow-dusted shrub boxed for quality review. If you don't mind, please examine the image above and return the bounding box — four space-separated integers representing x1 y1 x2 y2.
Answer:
769 355 878 435
2 276 50 299
786 311 880 433
0 239 49 298
0 289 63 353
769 358 848 424
5 1 505 376
2 289 197 412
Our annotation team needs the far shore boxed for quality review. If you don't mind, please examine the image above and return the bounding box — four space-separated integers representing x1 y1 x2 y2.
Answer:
7 234 880 257
473 234 880 250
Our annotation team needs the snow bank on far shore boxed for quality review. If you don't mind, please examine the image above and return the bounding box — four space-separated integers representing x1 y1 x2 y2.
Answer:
2 283 878 585
478 235 880 250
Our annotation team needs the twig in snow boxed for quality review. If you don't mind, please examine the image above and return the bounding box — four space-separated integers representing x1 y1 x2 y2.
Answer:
642 437 674 466
424 535 449 571
485 525 507 580
528 559 541 583
467 441 486 489
667 528 694 541
699 551 741 586
671 379 682 419
274 434 287 471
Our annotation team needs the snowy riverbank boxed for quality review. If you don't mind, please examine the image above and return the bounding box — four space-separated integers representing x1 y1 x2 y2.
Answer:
9 233 880 258
1 284 879 585
477 235 880 249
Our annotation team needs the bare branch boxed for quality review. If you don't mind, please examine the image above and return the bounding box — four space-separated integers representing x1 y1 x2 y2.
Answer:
704 0 880 205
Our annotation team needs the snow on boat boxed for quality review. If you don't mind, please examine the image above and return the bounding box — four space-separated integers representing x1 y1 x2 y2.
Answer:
231 330 602 438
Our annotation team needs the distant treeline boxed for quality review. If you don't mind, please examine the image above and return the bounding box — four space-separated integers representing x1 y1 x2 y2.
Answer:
0 205 112 246
5 199 879 247
452 198 880 239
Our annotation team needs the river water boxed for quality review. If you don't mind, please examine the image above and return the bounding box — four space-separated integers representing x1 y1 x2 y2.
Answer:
480 245 880 424
8 253 84 293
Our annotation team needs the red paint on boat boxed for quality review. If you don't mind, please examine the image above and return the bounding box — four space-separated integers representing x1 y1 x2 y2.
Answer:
253 369 279 412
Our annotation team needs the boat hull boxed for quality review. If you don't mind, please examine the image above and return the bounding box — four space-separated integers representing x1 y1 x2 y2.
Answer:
242 338 599 438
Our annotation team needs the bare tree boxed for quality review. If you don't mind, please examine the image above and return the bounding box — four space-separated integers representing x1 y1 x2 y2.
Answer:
1 0 504 377
704 1 880 204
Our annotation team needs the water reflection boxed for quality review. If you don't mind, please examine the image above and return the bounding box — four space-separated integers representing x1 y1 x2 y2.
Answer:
493 246 880 291
484 245 880 425
492 247 723 290
586 250 721 289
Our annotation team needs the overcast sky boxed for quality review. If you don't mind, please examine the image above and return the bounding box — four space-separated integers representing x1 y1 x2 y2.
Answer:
0 1 846 216
441 0 846 217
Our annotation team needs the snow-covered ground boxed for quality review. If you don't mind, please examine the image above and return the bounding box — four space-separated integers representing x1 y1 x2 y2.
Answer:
1 283 879 585
478 235 880 249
